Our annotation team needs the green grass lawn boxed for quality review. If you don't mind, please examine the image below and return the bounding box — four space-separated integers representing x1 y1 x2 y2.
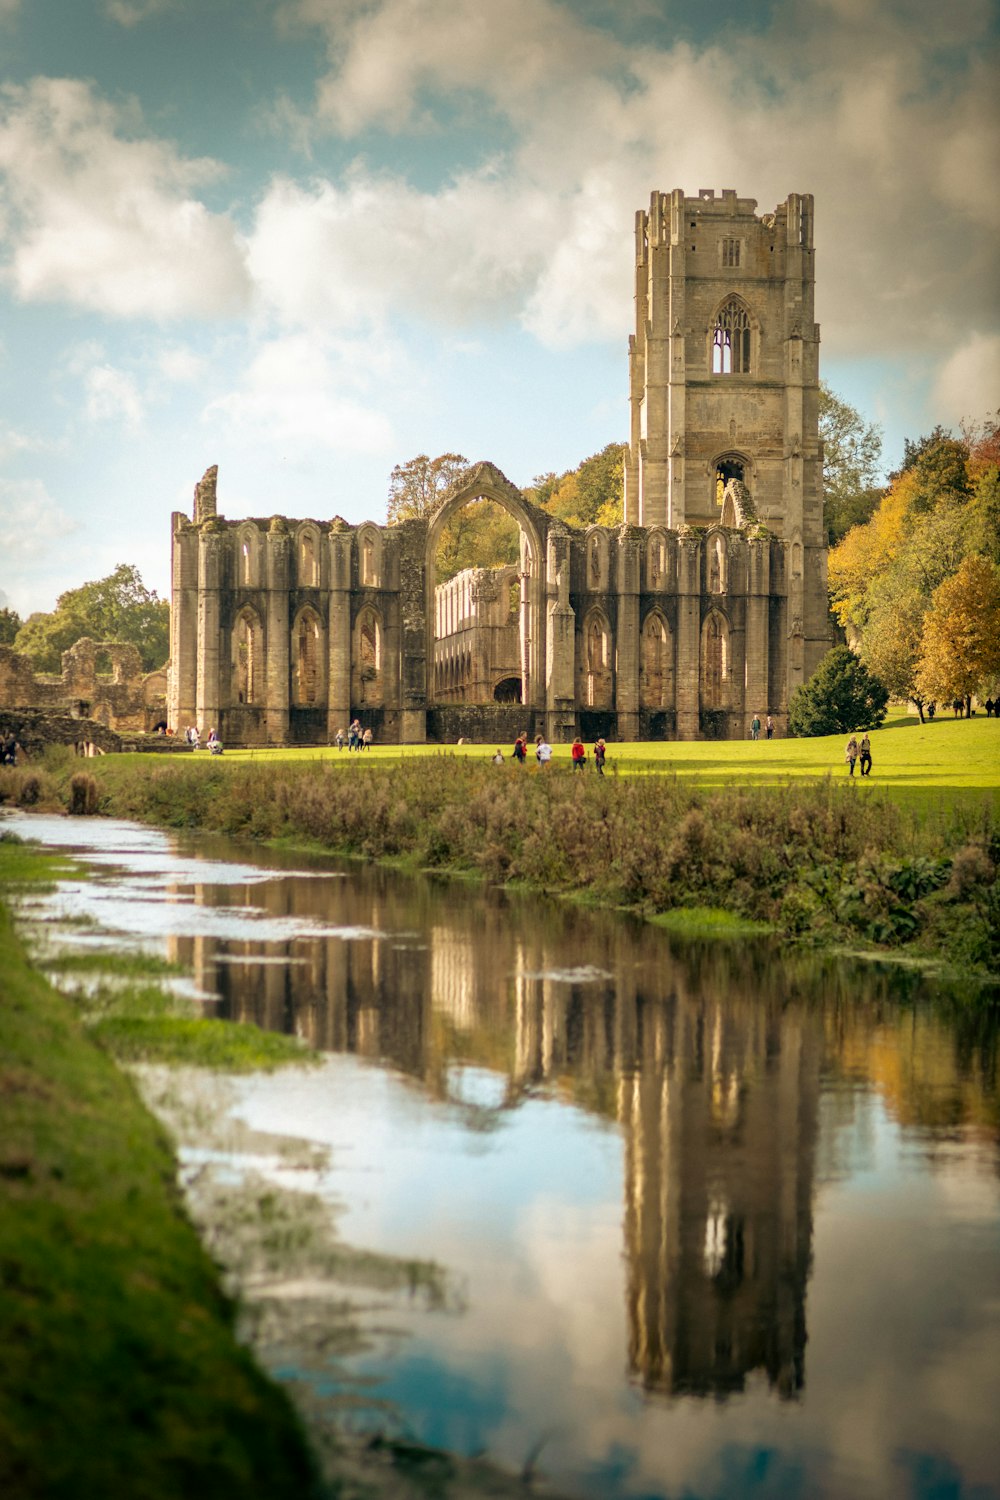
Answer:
124 713 999 816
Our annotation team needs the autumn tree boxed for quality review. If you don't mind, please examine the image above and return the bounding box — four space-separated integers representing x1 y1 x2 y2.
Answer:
915 555 1000 708
13 565 169 674
820 384 884 545
386 453 469 524
525 443 625 528
788 646 889 737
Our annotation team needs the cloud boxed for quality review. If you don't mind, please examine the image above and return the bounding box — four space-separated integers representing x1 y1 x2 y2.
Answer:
0 478 79 560
274 0 999 365
0 424 38 462
84 364 145 426
205 333 394 453
0 77 252 319
932 333 1000 427
157 345 206 383
103 0 174 23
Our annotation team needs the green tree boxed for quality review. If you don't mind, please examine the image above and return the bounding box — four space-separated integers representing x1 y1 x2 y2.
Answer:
0 606 22 645
788 646 889 737
820 384 884 545
915 555 1000 707
386 452 469 524
13 565 169 674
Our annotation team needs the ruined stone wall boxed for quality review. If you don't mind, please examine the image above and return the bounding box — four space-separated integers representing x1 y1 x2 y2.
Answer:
0 639 168 735
171 461 800 746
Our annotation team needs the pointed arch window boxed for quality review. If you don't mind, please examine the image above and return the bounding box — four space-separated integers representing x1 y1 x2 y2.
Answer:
640 612 671 709
293 611 321 705
702 613 729 709
712 299 751 375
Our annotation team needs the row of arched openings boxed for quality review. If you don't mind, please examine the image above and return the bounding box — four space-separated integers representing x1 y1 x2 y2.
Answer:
231 605 382 707
235 524 383 591
578 608 731 710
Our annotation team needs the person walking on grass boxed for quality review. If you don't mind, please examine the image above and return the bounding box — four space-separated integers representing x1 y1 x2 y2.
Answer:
571 736 586 771
751 712 761 741
765 714 774 740
845 734 859 776
535 734 552 767
492 748 504 765
859 732 872 777
594 738 606 776
512 734 526 764
361 726 373 751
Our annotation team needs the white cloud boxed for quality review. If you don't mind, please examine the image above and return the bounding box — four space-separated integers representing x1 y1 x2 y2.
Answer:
0 77 251 319
0 424 37 461
84 364 145 426
103 0 174 24
0 478 79 560
157 345 206 383
206 333 394 453
932 334 1000 428
273 0 999 367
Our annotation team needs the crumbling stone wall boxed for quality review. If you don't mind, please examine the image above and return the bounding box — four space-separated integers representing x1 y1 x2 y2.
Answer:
0 639 167 734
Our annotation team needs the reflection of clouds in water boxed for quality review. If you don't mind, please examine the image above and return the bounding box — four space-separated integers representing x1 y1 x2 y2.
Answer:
36 884 385 944
514 965 611 984
444 1066 507 1112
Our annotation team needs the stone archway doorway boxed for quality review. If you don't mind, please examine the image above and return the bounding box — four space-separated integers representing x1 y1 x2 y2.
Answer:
424 463 546 720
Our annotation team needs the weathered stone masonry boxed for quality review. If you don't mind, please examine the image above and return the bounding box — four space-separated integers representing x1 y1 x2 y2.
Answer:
169 188 829 744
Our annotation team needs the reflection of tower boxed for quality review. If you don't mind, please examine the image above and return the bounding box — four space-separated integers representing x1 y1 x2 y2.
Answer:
619 977 817 1398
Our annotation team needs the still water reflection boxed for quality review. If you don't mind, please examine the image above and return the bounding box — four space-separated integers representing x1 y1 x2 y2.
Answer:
5 812 999 1500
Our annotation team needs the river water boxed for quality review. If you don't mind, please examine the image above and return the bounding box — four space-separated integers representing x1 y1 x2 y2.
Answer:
4 811 999 1500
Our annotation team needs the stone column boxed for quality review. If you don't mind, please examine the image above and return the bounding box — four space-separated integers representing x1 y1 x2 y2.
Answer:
675 535 701 740
615 527 641 742
264 522 290 745
195 528 223 738
326 530 352 740
399 518 428 743
745 537 770 724
169 517 199 733
545 526 576 741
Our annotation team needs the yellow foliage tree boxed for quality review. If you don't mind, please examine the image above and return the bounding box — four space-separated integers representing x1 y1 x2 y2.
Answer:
915 555 1000 704
827 469 917 629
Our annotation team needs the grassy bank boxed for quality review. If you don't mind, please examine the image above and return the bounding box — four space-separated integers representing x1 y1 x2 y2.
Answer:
0 889 321 1500
6 732 996 982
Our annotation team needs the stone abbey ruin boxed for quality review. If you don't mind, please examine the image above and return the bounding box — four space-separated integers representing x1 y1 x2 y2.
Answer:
170 188 828 746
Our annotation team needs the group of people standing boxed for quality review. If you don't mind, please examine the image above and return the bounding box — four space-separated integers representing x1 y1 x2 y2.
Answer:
335 720 373 751
497 734 607 774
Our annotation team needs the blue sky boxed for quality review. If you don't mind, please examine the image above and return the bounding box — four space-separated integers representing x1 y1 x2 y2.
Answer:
1 0 998 617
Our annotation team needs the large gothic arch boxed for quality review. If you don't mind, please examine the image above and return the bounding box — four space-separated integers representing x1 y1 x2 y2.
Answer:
424 462 547 710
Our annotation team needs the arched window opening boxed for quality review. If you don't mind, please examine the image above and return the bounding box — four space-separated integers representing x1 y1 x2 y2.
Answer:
493 677 522 704
712 299 751 375
581 611 612 709
234 609 262 705
716 455 745 506
354 606 383 706
702 613 729 709
361 532 377 587
241 540 251 586
648 533 666 588
708 535 726 594
640 613 671 709
293 612 321 705
299 531 318 587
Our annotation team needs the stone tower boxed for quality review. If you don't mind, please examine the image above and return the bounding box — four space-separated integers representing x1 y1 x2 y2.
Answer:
625 188 828 688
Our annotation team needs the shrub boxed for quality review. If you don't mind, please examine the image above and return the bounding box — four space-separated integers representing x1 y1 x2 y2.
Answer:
788 645 889 736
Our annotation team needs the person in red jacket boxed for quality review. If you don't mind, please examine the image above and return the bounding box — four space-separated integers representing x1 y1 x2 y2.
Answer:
571 736 586 771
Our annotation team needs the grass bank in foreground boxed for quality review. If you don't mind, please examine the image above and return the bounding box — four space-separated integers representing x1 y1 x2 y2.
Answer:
20 734 998 984
0 894 320 1500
